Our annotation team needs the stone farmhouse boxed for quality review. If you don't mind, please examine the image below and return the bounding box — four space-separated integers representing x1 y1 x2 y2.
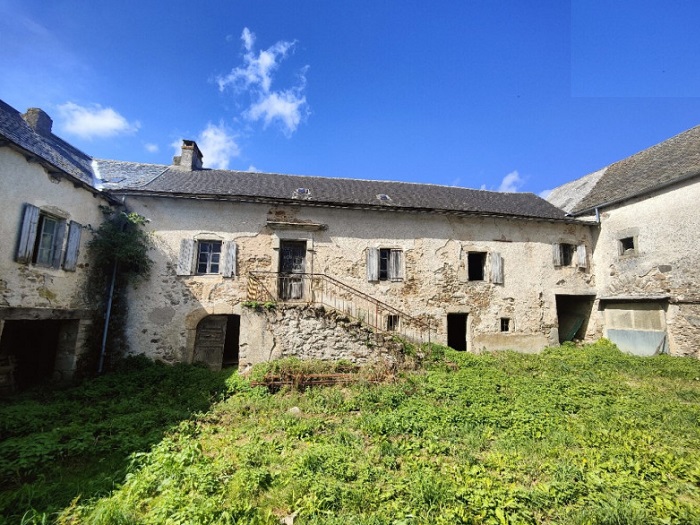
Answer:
0 97 698 387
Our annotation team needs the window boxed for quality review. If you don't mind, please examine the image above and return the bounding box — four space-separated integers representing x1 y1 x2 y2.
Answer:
386 314 400 331
500 318 511 332
197 241 222 274
15 203 80 271
467 252 486 281
553 243 587 269
619 236 636 255
367 247 404 282
177 238 237 277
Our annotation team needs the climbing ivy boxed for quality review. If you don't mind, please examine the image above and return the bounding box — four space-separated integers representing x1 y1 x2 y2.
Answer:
78 205 153 375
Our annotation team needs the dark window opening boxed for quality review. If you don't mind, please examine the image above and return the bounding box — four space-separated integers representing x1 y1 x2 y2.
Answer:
468 252 486 281
386 314 400 331
559 244 575 266
500 318 510 332
619 237 636 255
447 313 468 351
197 241 222 274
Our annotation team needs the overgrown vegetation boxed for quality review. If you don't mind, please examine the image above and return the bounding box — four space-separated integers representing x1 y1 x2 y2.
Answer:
3 341 700 524
79 206 153 375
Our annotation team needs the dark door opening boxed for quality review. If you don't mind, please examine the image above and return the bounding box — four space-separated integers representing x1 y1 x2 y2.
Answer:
555 295 595 343
447 313 468 351
279 241 306 300
222 315 240 368
0 319 62 389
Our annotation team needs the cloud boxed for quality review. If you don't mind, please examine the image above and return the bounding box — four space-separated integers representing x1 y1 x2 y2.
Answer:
197 122 240 170
57 102 139 139
539 189 553 199
497 170 524 193
247 165 261 173
144 143 159 153
217 27 309 136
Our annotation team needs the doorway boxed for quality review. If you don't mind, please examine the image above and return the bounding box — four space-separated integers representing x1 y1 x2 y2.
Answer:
279 241 306 300
447 313 468 351
555 294 595 343
193 314 240 370
0 319 62 389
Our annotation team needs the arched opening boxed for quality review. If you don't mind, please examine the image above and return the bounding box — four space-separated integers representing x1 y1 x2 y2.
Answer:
193 314 240 370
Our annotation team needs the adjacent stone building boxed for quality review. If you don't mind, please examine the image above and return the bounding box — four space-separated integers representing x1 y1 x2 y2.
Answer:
0 101 112 388
547 125 700 357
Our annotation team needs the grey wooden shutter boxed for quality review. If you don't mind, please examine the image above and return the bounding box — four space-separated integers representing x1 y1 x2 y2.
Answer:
222 241 237 277
16 204 40 264
552 243 562 266
491 252 504 284
63 222 82 271
50 220 67 269
176 238 195 275
577 244 588 269
367 247 379 281
389 249 404 281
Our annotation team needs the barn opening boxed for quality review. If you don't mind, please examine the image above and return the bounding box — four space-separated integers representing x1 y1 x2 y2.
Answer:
193 314 240 370
0 319 64 390
447 313 468 351
555 294 595 343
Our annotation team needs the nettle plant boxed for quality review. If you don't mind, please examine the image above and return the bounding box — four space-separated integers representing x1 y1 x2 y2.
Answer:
80 205 153 374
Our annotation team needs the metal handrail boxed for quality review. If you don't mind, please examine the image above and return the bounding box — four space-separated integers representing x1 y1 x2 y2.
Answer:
247 271 432 343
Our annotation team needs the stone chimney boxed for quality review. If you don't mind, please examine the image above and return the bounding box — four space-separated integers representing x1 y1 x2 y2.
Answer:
23 108 53 135
172 140 203 170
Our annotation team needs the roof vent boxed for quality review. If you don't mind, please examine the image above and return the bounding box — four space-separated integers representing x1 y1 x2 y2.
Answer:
22 108 53 135
293 187 311 199
377 194 392 202
173 139 203 170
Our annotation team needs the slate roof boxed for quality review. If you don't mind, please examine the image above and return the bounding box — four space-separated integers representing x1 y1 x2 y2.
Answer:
108 163 572 221
0 99 94 186
553 125 700 215
93 159 168 190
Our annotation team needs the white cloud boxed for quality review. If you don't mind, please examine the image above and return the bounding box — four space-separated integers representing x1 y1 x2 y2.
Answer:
247 165 261 173
539 189 553 199
217 27 309 136
144 143 159 153
197 122 240 170
497 170 524 193
57 102 139 139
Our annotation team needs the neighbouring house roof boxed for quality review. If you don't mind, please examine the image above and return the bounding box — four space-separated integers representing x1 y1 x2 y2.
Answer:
548 125 700 215
103 161 573 222
0 99 95 188
92 159 169 189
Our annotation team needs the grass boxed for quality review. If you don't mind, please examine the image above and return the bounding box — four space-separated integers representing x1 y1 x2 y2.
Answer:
2 340 700 524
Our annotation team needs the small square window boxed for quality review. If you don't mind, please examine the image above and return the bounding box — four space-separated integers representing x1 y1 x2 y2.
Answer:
619 237 636 255
386 314 400 331
197 241 222 274
500 318 511 332
468 252 486 281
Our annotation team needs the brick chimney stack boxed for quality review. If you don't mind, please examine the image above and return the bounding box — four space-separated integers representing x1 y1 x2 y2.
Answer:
172 140 204 170
22 108 53 135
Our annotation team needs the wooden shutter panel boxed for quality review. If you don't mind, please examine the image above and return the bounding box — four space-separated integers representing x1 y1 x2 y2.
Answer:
491 252 504 284
63 222 82 271
577 244 588 269
366 247 379 281
176 238 195 275
552 243 562 266
222 241 237 277
50 220 67 269
16 204 40 264
389 249 404 281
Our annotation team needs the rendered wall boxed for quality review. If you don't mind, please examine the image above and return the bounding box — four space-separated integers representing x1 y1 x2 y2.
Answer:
591 178 700 357
119 195 596 366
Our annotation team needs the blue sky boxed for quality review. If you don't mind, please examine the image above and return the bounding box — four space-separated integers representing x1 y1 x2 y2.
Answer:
2 0 700 196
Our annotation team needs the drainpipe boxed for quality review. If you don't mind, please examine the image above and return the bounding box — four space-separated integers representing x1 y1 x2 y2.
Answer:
98 260 118 374
594 207 601 224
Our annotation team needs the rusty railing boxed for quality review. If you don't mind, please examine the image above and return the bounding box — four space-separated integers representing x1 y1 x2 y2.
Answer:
247 271 432 344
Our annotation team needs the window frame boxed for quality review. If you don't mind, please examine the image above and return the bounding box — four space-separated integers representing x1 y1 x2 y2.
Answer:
176 238 237 277
367 247 404 282
553 242 588 269
15 203 77 271
196 240 223 275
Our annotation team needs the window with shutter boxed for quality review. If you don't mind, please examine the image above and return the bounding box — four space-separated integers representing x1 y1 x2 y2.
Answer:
15 204 67 269
369 248 404 282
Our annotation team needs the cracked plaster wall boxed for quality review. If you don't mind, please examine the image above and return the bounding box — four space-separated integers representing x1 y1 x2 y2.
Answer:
121 196 596 364
591 178 700 356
